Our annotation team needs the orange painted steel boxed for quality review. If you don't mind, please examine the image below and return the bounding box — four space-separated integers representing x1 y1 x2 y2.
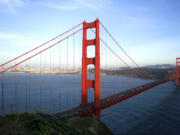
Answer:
100 79 171 110
176 58 180 85
1 19 178 118
81 19 100 118
56 77 176 118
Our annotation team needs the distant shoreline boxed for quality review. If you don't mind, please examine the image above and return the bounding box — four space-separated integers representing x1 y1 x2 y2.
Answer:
2 66 174 80
6 70 143 80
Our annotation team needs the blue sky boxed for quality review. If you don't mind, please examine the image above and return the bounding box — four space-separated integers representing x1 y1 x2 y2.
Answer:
0 0 180 66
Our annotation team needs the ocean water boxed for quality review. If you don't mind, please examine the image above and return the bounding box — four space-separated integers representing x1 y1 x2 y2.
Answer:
101 81 180 135
0 73 180 135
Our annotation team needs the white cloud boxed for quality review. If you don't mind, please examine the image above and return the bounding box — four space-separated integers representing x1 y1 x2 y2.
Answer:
0 32 43 48
0 0 109 13
38 0 108 10
0 32 45 64
40 2 77 10
0 0 25 13
0 32 23 39
0 0 25 6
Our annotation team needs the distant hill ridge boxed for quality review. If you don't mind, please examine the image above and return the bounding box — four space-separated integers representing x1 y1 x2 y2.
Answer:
144 64 175 69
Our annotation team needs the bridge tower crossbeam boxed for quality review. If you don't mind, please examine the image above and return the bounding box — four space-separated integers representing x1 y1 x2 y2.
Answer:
81 19 100 118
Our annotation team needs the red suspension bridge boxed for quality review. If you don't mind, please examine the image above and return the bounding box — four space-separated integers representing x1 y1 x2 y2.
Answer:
0 19 179 118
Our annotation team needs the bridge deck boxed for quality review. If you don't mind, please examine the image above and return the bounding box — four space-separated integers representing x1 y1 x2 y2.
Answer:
55 77 175 118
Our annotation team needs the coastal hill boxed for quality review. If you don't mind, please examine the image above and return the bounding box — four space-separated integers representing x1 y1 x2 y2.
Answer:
0 112 113 135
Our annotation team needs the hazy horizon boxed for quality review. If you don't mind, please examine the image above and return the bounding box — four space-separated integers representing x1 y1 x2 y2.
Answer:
0 0 180 66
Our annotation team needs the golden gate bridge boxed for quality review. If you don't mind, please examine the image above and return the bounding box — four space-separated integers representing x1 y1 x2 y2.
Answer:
0 19 179 118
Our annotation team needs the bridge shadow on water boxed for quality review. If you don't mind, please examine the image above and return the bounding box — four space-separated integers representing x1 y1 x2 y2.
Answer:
101 81 180 135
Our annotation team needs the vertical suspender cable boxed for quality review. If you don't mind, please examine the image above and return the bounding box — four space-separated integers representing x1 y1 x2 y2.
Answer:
1 73 4 115
49 48 52 113
40 53 42 111
59 44 61 111
52 48 55 114
66 32 69 110
25 60 28 112
14 60 18 112
73 28 75 107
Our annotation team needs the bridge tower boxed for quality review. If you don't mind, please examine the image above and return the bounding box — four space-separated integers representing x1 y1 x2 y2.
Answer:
81 19 101 118
176 58 180 85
